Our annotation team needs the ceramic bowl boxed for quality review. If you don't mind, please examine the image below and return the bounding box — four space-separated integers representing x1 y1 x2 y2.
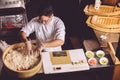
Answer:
96 50 105 58
85 51 95 58
99 57 108 65
88 58 97 66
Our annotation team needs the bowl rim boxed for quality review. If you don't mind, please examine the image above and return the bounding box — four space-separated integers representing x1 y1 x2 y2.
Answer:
88 57 97 65
85 50 95 58
96 50 105 57
2 42 42 73
99 57 108 65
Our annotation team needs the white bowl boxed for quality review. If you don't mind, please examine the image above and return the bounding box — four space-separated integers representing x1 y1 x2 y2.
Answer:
96 50 105 58
88 58 97 66
85 51 95 58
99 57 108 65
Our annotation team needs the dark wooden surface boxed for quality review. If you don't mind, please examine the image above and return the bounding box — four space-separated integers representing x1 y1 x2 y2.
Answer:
1 64 120 80
0 36 120 80
0 1 120 80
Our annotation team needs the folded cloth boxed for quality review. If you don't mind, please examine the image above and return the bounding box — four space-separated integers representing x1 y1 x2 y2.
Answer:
0 40 10 53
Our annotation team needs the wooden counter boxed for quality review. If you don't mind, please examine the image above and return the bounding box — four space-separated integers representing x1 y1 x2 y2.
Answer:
0 36 120 80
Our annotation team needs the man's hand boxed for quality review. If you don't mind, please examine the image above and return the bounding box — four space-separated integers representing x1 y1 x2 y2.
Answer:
25 40 33 54
36 43 44 54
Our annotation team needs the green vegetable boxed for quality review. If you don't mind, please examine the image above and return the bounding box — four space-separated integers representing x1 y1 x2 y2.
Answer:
86 51 94 58
97 53 104 57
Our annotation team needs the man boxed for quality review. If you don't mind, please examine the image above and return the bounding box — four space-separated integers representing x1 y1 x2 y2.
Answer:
20 2 65 54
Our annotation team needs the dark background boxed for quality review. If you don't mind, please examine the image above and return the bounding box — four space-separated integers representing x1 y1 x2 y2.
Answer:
25 0 95 38
0 0 96 49
25 0 97 49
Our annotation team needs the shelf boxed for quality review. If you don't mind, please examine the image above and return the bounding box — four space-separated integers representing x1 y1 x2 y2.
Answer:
0 28 21 37
0 13 27 29
0 7 25 16
0 0 25 16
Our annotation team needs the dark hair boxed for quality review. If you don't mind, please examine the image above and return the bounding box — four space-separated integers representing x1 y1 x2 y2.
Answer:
38 1 53 17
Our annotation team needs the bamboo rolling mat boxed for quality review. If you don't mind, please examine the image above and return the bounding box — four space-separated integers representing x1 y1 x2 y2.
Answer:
50 50 71 65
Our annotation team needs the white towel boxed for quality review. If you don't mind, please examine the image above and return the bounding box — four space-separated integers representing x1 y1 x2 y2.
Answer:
0 40 10 53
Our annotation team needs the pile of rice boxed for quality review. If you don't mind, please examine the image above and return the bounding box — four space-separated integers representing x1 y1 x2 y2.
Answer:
4 47 40 71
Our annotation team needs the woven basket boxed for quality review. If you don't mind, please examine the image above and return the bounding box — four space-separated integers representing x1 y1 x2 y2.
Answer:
86 16 120 44
86 16 120 33
84 4 120 16
2 42 42 78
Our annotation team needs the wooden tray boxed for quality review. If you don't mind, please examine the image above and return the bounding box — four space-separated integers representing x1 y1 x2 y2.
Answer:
86 16 120 33
108 42 120 64
84 4 120 16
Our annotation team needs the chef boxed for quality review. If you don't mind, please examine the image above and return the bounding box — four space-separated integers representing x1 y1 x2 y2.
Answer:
20 2 66 54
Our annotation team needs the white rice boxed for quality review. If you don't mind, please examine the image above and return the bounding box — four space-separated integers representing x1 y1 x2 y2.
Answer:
4 47 40 71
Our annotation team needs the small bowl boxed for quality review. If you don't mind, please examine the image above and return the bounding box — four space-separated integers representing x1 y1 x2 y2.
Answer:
88 58 97 66
99 57 108 65
85 51 95 58
96 50 105 58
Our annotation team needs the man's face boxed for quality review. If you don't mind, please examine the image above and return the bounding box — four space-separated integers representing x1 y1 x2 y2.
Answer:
39 15 52 25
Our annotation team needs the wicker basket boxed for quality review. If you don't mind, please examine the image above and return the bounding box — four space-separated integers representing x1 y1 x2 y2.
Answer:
86 16 120 46
2 42 42 78
84 4 120 17
86 16 120 33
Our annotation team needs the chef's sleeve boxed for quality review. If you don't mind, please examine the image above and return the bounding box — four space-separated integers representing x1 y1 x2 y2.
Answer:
20 21 35 37
55 19 66 41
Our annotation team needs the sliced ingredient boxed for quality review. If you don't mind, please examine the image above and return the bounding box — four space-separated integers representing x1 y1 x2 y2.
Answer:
88 58 97 66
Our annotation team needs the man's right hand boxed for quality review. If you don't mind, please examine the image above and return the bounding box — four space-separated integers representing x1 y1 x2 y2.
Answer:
25 40 33 54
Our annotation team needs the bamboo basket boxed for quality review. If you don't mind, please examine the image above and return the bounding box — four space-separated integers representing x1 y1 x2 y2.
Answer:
86 16 120 45
84 4 120 17
2 42 42 78
86 16 120 33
